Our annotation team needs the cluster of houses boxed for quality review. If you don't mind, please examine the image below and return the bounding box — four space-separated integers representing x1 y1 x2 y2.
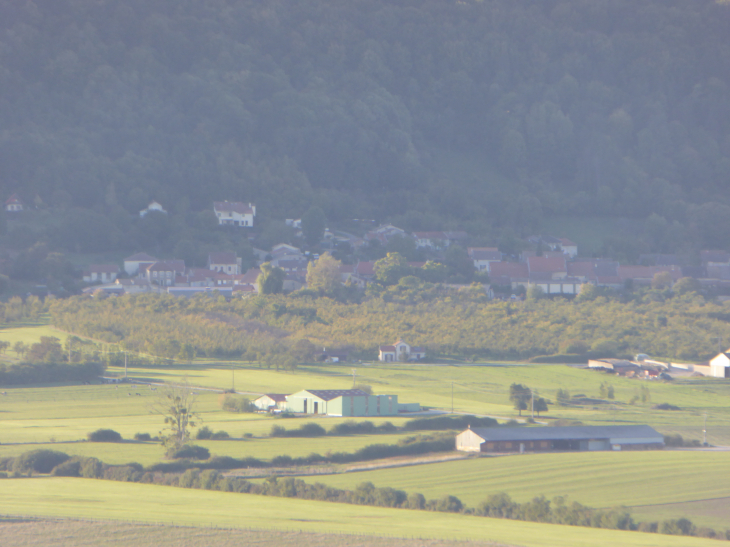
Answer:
6 190 728 299
83 250 261 297
253 388 421 416
590 350 730 379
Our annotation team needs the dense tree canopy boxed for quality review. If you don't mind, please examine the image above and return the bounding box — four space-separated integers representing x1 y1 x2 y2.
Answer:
0 0 728 253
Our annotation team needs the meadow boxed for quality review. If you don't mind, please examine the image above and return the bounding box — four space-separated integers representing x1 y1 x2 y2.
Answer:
0 478 719 547
0 519 508 547
2 324 730 541
301 450 730 530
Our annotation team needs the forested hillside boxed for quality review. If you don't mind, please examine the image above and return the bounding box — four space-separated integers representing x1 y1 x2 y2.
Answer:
49 288 730 363
1 0 730 250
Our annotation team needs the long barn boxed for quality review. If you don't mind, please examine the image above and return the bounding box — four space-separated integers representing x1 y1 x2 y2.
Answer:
456 425 664 453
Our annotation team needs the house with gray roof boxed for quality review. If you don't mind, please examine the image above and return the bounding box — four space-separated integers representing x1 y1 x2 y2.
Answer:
456 425 664 453
286 389 419 416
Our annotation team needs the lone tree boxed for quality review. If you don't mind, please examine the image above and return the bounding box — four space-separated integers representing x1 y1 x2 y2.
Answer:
509 383 531 416
306 252 341 294
534 397 548 417
257 262 285 294
148 381 200 448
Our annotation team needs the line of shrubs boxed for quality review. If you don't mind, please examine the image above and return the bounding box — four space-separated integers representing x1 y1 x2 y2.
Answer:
269 415 498 438
3 449 726 540
0 362 105 385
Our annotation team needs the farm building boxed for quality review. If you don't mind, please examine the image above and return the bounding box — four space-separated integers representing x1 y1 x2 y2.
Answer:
286 389 418 416
456 425 664 453
378 340 426 362
708 351 730 378
253 394 288 411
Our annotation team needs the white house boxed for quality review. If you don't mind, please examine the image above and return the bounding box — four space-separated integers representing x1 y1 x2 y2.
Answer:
253 394 288 411
139 201 167 217
378 339 426 362
5 193 23 212
143 260 186 286
214 201 256 227
208 252 241 275
123 252 158 276
709 352 730 378
82 264 120 283
467 247 502 272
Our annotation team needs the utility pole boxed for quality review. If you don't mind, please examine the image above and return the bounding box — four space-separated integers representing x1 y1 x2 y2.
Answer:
352 368 357 388
531 389 535 420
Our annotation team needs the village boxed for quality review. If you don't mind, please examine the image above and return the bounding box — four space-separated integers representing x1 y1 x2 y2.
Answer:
7 193 723 301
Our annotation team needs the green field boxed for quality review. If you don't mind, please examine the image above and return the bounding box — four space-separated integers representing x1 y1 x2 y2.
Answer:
0 520 508 547
111 361 730 445
300 450 730 529
0 478 718 547
3 324 730 541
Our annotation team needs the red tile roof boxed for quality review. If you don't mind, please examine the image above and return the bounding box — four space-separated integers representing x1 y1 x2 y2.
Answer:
124 252 157 262
214 201 254 214
88 264 119 273
489 262 529 279
208 252 237 265
528 256 567 274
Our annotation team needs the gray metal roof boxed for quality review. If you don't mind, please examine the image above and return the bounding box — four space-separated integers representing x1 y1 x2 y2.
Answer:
302 389 369 401
467 425 663 443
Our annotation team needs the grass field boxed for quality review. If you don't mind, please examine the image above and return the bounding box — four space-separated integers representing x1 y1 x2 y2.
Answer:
0 478 719 547
3 324 730 540
0 519 508 547
300 450 730 529
0 383 420 464
110 361 730 445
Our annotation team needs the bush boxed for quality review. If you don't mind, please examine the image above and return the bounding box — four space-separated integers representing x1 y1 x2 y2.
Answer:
652 403 681 411
134 432 152 441
87 429 123 442
196 426 213 440
166 445 210 460
270 422 326 437
103 463 143 482
219 394 252 413
51 458 82 477
436 495 464 513
404 415 497 431
0 362 105 385
80 457 103 478
661 518 695 536
196 427 228 440
13 450 70 474
330 420 376 435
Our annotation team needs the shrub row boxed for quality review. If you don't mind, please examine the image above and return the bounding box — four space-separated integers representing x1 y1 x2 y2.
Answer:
269 415 496 439
0 362 105 385
403 415 498 431
2 449 728 539
8 450 724 540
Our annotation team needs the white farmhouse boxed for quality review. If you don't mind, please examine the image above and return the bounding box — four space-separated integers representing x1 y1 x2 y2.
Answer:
709 351 730 378
214 201 256 227
378 339 426 362
139 201 167 217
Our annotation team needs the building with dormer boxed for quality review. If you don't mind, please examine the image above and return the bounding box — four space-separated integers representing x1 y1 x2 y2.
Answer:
378 339 426 362
214 201 256 227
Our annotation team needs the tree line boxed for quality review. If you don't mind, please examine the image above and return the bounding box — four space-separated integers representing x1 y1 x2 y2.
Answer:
2 449 723 540
2 0 730 275
47 286 730 363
